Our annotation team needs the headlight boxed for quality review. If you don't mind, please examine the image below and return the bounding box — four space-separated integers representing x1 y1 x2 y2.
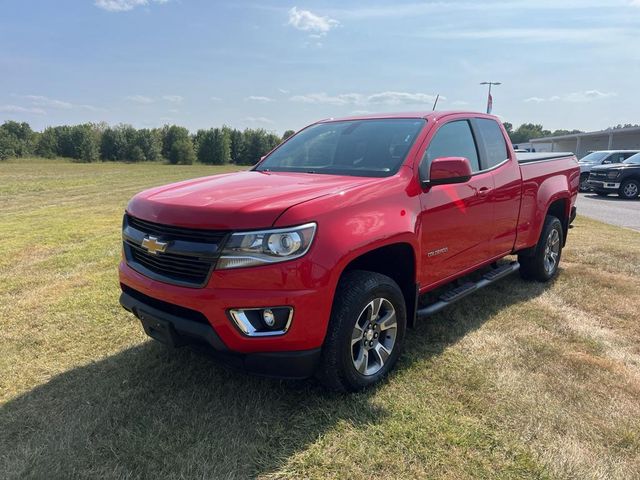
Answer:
607 171 620 179
217 223 317 269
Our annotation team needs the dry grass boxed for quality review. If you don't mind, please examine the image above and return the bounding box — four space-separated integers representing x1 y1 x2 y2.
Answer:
1 160 639 479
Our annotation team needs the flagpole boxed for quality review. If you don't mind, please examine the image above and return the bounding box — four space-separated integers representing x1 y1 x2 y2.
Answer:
480 81 501 114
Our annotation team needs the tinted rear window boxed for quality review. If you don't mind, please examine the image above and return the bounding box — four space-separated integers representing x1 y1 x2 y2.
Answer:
475 118 508 168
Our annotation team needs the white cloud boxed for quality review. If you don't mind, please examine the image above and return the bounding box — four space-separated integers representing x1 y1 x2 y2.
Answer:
24 95 72 109
126 95 154 104
287 7 339 36
367 91 440 105
19 95 103 112
290 91 440 106
278 88 290 94
95 0 169 13
244 116 274 124
525 90 617 103
0 105 46 115
162 95 183 103
210 96 222 102
245 95 275 103
451 100 469 106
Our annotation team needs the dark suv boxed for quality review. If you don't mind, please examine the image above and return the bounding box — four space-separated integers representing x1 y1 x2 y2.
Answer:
588 153 640 199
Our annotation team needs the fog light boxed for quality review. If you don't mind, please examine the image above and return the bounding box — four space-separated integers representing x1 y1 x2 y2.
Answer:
263 309 275 327
228 307 293 337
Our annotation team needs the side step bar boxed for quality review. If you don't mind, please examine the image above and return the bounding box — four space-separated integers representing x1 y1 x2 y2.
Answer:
416 261 520 319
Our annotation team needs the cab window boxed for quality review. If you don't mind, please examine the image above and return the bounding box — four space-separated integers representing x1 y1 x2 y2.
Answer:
420 120 480 179
475 118 509 169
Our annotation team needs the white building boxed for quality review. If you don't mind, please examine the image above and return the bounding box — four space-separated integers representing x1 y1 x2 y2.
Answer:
530 125 640 159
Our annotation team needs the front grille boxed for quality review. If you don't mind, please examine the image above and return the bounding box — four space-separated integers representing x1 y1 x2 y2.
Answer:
126 215 227 243
123 214 229 288
589 171 607 180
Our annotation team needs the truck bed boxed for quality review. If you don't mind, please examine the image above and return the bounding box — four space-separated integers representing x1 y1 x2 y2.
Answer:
516 152 575 164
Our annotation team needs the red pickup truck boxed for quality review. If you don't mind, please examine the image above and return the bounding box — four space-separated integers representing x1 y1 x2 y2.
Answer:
119 111 579 391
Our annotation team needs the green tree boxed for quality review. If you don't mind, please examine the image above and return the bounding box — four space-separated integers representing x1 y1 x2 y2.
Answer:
228 128 244 164
0 121 35 157
510 123 551 143
0 128 18 160
282 129 295 141
132 129 162 161
36 127 59 158
169 137 196 165
71 124 100 162
196 129 231 165
161 125 191 162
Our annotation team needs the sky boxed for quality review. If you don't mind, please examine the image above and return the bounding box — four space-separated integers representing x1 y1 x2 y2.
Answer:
1 0 639 134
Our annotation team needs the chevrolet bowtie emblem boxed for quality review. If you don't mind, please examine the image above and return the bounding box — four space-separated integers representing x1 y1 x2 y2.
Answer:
141 236 168 255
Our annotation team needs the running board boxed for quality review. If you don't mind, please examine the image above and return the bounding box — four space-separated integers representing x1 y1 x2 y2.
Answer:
416 261 520 319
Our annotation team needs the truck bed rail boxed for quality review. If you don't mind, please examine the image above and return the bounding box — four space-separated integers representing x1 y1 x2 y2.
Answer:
516 152 574 164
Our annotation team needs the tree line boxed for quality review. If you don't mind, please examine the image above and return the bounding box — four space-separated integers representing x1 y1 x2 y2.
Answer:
502 123 584 144
5 118 631 163
0 120 297 164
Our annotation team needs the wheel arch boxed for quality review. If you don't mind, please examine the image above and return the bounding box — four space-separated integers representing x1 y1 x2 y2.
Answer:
339 242 418 328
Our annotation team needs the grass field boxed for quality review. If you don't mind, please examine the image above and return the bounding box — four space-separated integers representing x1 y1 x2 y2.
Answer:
1 160 640 479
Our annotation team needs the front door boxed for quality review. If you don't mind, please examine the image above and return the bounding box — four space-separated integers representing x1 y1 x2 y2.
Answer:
418 119 495 288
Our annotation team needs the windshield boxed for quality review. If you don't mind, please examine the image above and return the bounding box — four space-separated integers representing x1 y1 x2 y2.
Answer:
623 153 640 164
579 151 609 163
255 119 426 177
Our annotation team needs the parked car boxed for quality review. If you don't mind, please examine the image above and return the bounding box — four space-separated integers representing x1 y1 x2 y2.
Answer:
588 152 640 199
578 150 639 191
119 111 579 391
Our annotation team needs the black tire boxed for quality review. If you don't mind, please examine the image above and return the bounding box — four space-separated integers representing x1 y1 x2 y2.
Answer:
518 215 563 282
316 270 406 392
619 179 640 199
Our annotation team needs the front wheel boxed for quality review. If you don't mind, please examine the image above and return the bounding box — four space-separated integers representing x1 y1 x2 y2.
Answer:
317 270 406 392
518 215 563 282
619 179 640 199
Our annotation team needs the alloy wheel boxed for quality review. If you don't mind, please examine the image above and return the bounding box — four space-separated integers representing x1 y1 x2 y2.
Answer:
543 228 560 275
623 182 638 198
350 298 397 376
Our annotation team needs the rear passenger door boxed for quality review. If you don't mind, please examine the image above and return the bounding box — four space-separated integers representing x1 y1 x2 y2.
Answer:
418 119 495 287
471 118 522 257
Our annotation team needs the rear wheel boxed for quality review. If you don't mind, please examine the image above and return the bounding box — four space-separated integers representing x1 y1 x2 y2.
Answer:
317 270 406 392
518 215 563 282
619 179 640 199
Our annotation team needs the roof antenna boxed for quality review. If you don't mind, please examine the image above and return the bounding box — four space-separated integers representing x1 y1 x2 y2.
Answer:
432 94 440 111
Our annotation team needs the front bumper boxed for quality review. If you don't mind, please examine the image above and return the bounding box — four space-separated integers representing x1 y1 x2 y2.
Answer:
120 286 321 379
587 180 620 190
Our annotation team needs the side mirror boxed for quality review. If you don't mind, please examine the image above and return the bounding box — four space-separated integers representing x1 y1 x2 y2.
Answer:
423 156 472 186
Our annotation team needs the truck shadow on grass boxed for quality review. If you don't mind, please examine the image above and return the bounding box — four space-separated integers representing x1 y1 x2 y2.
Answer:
0 275 555 479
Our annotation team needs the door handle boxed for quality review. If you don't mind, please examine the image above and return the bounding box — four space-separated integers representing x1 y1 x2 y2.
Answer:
477 186 492 197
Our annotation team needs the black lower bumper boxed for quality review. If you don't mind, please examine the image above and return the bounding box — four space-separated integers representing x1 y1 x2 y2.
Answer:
119 288 320 379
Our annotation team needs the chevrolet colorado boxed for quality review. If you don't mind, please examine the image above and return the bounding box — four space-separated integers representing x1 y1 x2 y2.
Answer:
119 111 579 391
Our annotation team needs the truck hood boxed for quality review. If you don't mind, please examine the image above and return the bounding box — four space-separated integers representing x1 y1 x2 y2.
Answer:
127 170 379 230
